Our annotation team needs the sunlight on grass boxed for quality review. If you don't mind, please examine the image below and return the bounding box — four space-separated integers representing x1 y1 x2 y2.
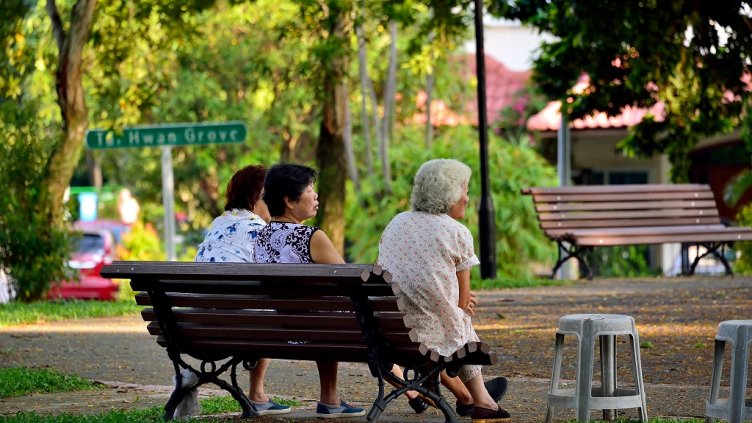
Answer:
0 367 100 399
0 300 140 327
200 395 302 414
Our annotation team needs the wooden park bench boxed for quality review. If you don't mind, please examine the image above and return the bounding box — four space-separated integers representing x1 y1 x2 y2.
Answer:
101 261 496 422
522 184 752 279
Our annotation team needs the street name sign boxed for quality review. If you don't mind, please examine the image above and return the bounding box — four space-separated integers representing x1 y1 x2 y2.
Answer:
85 121 247 149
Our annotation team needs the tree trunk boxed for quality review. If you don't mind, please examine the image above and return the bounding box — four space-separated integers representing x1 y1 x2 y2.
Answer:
44 0 97 225
356 22 374 177
425 32 435 147
380 20 397 194
316 2 352 256
343 97 360 192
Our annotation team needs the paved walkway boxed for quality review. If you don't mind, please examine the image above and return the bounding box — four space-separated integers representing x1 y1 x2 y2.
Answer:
2 276 750 421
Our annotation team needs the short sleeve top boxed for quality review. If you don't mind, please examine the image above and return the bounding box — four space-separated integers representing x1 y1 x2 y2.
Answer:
253 221 319 263
195 209 266 263
377 211 480 356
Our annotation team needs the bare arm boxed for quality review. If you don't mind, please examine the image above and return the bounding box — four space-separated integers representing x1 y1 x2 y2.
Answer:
457 268 477 316
310 230 346 264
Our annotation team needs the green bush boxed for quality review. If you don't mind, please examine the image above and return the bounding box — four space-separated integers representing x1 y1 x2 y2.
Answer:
345 125 557 282
733 203 752 274
0 103 72 302
583 245 658 278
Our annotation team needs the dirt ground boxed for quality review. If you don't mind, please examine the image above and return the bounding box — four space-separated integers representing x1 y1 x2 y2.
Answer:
1 275 750 422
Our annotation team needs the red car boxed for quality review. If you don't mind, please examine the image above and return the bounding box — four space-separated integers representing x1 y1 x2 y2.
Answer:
48 227 119 301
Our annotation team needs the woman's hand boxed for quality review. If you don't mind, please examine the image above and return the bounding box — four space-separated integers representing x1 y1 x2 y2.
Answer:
462 291 478 316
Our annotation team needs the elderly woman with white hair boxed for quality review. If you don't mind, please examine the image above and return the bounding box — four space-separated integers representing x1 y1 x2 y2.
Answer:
378 158 511 422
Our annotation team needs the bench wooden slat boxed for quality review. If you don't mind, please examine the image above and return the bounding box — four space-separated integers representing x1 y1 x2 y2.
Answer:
574 231 752 246
104 262 374 281
537 208 719 221
156 338 430 364
145 321 417 346
524 183 709 195
531 192 715 203
540 216 722 231
130 279 397 297
140 308 413 330
135 292 402 312
534 199 718 212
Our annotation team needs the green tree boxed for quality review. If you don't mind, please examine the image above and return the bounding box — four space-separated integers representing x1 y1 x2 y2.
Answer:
494 0 752 182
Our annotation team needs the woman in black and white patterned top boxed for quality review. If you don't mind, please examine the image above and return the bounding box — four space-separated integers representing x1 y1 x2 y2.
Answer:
253 163 367 418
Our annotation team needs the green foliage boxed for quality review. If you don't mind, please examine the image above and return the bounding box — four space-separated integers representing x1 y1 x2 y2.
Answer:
583 246 658 278
732 204 752 274
0 103 71 302
346 125 557 281
115 221 166 261
496 0 752 182
0 367 100 399
0 299 140 328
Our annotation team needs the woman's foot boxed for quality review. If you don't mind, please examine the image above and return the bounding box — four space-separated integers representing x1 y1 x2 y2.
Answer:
471 405 511 423
408 396 429 414
456 376 509 416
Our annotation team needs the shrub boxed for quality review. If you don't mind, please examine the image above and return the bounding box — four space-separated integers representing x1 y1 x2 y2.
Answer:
345 125 557 281
0 103 72 302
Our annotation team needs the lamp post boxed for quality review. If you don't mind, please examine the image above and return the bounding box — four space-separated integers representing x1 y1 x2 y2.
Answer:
473 0 497 279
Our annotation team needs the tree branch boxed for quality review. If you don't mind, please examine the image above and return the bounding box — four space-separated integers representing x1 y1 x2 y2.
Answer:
45 0 65 52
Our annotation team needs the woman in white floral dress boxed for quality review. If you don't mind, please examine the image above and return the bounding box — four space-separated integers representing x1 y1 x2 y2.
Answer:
378 159 511 422
195 165 290 416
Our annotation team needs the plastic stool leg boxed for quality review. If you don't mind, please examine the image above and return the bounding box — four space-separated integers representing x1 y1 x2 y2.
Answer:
600 334 616 421
706 339 725 423
577 319 595 422
629 332 648 421
729 328 750 423
546 332 565 423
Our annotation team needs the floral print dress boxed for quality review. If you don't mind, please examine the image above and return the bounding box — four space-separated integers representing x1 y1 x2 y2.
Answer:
377 211 482 381
195 209 266 263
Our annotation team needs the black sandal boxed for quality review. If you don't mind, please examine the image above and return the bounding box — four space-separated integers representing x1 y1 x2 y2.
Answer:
408 397 429 414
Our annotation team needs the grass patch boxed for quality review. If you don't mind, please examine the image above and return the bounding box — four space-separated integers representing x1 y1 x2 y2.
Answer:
0 367 100 399
200 395 302 414
0 396 303 422
0 408 166 423
472 275 574 290
0 299 140 328
568 420 703 423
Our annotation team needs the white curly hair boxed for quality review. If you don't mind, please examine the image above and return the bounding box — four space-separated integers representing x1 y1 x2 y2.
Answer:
410 158 471 214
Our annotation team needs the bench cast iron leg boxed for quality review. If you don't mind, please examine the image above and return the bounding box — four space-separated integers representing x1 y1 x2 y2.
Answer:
366 364 459 423
689 242 733 276
552 241 593 279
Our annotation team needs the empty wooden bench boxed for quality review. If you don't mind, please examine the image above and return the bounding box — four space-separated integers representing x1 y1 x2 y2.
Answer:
522 184 752 278
101 261 496 422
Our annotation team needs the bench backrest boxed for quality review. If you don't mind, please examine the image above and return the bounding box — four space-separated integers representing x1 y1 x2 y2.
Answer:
522 184 723 238
102 262 460 367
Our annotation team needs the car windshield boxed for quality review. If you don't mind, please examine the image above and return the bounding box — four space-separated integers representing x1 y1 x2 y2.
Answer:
75 234 105 254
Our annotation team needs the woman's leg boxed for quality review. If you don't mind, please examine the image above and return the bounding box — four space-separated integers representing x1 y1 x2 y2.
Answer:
248 358 270 402
441 371 473 406
316 360 339 404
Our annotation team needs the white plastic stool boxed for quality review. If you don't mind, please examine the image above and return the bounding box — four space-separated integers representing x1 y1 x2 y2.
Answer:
545 314 648 422
705 320 752 423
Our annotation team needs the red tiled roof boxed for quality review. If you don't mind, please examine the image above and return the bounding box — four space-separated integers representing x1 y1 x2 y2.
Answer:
527 99 666 132
463 55 531 125
526 74 668 132
408 54 531 127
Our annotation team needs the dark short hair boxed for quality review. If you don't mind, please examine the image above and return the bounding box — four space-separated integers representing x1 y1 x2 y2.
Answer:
224 165 267 212
263 163 318 216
